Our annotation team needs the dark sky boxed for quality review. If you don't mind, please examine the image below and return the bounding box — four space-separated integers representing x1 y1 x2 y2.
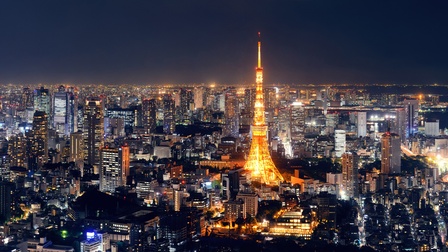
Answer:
1 0 448 85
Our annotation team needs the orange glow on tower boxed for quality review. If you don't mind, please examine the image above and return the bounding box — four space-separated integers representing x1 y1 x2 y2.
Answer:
244 32 284 185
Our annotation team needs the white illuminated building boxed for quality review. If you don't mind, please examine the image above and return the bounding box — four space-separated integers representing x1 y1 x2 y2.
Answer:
334 130 346 158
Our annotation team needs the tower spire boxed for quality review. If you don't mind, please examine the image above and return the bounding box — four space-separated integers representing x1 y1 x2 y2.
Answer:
244 32 284 185
258 32 262 68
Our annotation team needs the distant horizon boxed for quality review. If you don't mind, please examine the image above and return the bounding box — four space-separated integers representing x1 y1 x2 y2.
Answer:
1 0 448 85
1 82 448 90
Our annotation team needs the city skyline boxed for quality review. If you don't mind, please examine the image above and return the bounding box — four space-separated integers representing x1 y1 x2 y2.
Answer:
1 0 448 85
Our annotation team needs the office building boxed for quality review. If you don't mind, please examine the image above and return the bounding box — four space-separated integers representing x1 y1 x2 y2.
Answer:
99 145 130 193
31 111 49 169
163 95 175 134
334 130 346 158
142 99 157 133
404 99 419 138
83 98 104 170
356 111 367 137
224 89 239 137
425 119 440 136
341 152 359 199
381 131 401 174
236 191 258 218
33 86 51 116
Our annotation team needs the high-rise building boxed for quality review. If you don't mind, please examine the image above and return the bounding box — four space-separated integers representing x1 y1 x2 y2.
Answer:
244 88 255 112
70 131 84 167
173 189 183 212
83 98 104 170
404 99 419 138
142 99 157 133
54 85 69 136
193 86 205 110
0 156 10 183
105 107 136 134
264 87 276 110
0 181 14 223
290 101 305 141
341 152 359 199
99 145 130 192
68 88 78 133
33 86 51 116
315 192 337 230
334 130 346 158
356 111 367 137
163 95 175 134
224 89 239 137
223 199 244 222
179 88 194 123
8 133 26 168
244 33 284 185
425 119 440 136
21 87 33 110
236 191 258 218
31 111 49 168
394 107 406 142
381 131 401 174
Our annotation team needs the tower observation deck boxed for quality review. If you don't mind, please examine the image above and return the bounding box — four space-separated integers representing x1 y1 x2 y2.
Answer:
244 33 284 185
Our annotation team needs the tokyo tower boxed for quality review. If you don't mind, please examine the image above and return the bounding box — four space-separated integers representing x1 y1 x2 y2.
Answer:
244 33 284 185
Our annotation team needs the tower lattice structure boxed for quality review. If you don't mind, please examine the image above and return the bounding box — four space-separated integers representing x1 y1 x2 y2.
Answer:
244 33 284 185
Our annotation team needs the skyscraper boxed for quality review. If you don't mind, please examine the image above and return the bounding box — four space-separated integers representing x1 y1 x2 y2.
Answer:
163 94 175 134
404 99 419 139
8 133 26 168
244 33 284 185
99 145 130 193
224 88 239 137
33 86 51 117
341 152 359 199
31 111 49 169
53 85 69 136
290 101 305 141
0 181 14 223
356 111 367 137
179 88 194 124
70 131 84 168
142 98 157 133
334 130 346 158
83 98 104 171
381 131 401 174
21 87 33 110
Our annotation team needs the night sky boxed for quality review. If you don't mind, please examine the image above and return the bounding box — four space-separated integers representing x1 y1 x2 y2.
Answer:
1 0 448 85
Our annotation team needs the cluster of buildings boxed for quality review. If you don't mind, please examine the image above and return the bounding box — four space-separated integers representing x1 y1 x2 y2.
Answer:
0 37 447 251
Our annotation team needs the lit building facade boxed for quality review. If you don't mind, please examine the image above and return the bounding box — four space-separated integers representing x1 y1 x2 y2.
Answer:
70 131 84 169
224 89 239 137
404 99 419 138
236 191 258 218
33 86 51 116
290 101 305 141
163 94 175 134
381 131 401 174
99 145 130 193
142 98 157 133
8 133 26 168
341 152 359 199
83 98 104 170
334 130 346 158
31 111 49 169
356 111 367 137
268 207 315 238
53 85 69 136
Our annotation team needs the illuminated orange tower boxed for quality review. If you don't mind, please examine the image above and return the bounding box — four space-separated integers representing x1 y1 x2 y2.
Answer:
244 32 284 185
